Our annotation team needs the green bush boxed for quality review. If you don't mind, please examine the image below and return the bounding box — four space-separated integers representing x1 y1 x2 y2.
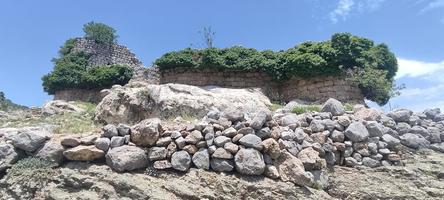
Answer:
58 38 77 56
6 158 57 185
42 47 133 94
83 21 117 44
154 33 398 105
81 65 134 89
292 105 321 114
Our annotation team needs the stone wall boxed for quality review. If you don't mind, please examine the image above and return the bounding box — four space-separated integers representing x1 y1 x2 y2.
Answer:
54 89 103 103
58 39 364 104
161 68 279 98
281 77 363 103
72 38 143 68
160 68 364 103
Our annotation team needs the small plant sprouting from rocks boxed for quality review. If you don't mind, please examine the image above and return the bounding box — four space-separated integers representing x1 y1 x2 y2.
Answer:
268 101 285 111
292 105 321 114
5 158 58 191
344 103 354 112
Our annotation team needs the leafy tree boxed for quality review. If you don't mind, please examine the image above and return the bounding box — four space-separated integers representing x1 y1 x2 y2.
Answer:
83 21 117 44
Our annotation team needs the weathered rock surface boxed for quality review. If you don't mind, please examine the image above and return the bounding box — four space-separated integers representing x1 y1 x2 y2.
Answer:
0 143 21 172
95 83 271 124
328 149 444 200
0 163 332 200
42 100 85 115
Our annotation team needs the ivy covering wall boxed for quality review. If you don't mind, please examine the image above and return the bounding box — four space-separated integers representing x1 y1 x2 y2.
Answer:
155 33 398 105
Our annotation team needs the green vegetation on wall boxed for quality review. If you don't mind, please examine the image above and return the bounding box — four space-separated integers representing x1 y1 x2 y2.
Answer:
155 33 398 105
83 21 118 44
42 23 133 95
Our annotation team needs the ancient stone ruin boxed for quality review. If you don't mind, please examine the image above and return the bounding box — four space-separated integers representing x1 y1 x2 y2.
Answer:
54 41 363 105
53 38 159 103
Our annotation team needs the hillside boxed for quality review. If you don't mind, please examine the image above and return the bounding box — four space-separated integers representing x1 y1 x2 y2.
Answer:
0 92 26 111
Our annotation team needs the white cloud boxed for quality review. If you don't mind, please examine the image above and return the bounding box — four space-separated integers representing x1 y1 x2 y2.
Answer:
395 58 444 79
330 0 355 23
384 57 444 111
329 0 386 23
420 0 444 14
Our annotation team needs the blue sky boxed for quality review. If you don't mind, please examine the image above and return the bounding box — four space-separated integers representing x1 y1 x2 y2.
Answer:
0 0 443 111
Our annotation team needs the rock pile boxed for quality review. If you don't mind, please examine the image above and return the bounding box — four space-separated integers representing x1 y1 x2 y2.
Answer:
2 98 444 189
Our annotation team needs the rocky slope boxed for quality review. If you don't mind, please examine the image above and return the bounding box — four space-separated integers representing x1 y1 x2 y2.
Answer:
0 149 442 199
1 86 444 200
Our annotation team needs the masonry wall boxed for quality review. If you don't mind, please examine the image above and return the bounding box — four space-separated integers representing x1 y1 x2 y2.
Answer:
280 76 363 103
54 89 103 103
161 68 364 103
72 38 143 68
161 68 279 96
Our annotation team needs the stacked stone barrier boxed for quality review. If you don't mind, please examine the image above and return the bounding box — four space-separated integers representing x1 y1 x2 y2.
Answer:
2 98 444 188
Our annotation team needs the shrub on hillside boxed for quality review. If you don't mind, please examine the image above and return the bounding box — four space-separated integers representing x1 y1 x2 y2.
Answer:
154 33 398 105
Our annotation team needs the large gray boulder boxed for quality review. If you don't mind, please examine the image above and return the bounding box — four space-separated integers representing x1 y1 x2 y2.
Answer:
10 128 50 152
387 109 412 123
106 145 148 172
148 147 167 161
192 149 210 170
400 133 430 149
95 83 271 124
0 143 21 172
34 141 64 165
234 148 265 175
249 111 269 130
171 151 191 172
239 134 263 151
321 98 345 116
423 108 440 120
366 121 385 137
210 158 234 172
94 138 111 151
381 134 400 149
344 122 369 142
